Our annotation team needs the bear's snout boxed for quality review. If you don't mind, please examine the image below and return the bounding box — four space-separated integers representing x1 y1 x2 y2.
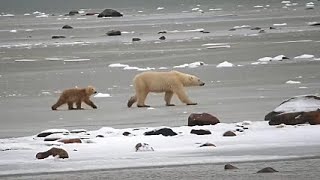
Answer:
200 82 205 86
94 91 97 94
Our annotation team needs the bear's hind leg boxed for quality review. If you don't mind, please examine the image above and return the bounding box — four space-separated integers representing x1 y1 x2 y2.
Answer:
164 91 175 106
174 89 197 105
137 91 150 108
84 98 97 109
51 98 65 110
127 95 137 107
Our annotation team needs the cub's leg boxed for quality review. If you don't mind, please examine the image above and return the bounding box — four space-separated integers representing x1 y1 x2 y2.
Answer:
84 98 97 109
51 98 65 110
68 101 75 110
164 91 175 106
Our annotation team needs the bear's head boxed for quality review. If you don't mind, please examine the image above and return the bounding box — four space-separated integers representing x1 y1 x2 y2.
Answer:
186 75 205 87
85 86 97 95
173 71 205 87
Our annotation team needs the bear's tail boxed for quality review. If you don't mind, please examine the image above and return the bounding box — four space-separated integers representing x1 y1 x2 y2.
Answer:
127 95 137 108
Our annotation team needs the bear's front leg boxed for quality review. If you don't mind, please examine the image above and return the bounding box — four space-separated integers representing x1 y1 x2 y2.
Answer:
164 91 175 106
84 99 97 109
68 102 75 110
137 91 150 107
174 89 197 106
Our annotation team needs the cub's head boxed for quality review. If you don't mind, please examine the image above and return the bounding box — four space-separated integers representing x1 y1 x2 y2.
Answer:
85 86 97 95
186 75 205 87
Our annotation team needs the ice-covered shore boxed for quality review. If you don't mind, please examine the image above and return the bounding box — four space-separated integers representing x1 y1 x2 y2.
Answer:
0 121 319 176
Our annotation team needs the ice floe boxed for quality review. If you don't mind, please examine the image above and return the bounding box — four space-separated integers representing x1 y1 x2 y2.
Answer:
273 23 287 26
63 59 90 62
173 61 205 68
94 93 111 98
294 54 314 59
216 61 234 68
286 80 301 84
257 55 288 62
14 59 37 62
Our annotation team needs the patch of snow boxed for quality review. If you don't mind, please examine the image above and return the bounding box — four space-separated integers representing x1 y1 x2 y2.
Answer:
294 54 314 59
216 61 234 68
286 80 301 84
274 95 320 113
94 93 111 98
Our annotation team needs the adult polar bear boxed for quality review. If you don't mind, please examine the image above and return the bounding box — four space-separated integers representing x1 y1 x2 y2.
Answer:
127 70 205 107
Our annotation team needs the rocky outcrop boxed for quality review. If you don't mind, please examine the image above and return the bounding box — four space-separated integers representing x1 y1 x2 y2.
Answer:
188 113 220 126
36 147 69 159
98 9 123 17
265 95 320 125
144 128 177 136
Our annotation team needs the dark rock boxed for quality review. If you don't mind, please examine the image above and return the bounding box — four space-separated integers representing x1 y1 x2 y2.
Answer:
158 31 167 34
36 147 69 159
85 12 98 16
223 131 236 137
301 110 320 125
190 129 211 135
62 25 73 29
58 138 82 144
159 36 166 40
96 135 104 138
106 30 121 36
123 131 131 136
52 35 66 39
98 9 123 18
144 128 177 136
259 30 265 33
132 38 141 42
236 128 244 132
200 30 210 33
305 6 314 10
268 112 307 125
309 22 320 26
257 167 278 173
199 143 216 147
188 113 220 126
224 163 239 170
251 27 261 30
269 26 276 29
37 130 68 137
135 143 154 152
68 10 79 16
229 28 236 31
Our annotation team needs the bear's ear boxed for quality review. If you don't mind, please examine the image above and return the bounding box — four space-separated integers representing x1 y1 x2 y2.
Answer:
189 76 194 81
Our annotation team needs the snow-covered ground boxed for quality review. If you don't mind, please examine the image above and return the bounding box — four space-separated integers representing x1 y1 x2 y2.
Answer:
1 121 320 176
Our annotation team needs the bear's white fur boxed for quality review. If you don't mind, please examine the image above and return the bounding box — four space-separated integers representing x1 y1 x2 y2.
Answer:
127 70 205 107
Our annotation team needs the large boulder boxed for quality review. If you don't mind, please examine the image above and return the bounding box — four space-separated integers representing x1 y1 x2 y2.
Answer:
36 147 69 159
257 167 278 173
144 128 177 136
106 30 121 36
265 95 320 125
68 10 79 16
188 113 220 126
98 9 123 18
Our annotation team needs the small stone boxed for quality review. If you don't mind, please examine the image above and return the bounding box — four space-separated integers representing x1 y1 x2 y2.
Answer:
257 167 278 173
199 143 216 147
62 25 73 29
158 31 167 34
132 38 141 42
159 36 166 40
224 163 239 170
52 35 66 39
58 138 82 144
223 131 236 137
106 30 121 36
96 135 104 138
190 129 211 135
123 132 131 136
